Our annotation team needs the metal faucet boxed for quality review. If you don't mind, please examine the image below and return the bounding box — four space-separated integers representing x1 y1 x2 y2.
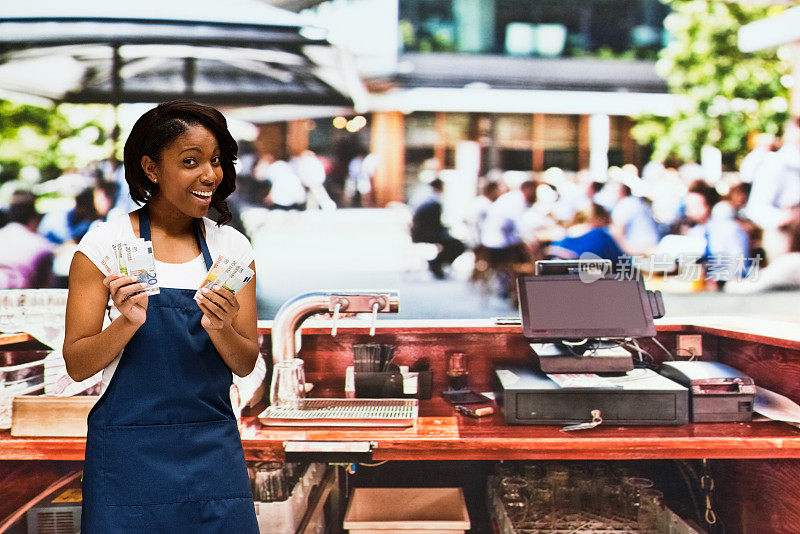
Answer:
271 290 400 364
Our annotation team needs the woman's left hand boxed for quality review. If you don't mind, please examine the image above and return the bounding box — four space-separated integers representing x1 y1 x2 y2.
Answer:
196 285 240 330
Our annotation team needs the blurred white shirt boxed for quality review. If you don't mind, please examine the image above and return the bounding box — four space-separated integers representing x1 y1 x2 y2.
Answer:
264 160 306 207
480 190 528 249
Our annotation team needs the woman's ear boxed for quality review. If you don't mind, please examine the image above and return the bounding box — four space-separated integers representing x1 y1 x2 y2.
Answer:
141 156 159 183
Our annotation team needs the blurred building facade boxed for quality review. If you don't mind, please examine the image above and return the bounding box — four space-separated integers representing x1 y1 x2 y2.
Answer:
251 0 677 206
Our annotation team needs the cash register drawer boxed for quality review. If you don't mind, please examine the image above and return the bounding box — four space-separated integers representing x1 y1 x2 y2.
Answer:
496 367 689 426
515 391 686 425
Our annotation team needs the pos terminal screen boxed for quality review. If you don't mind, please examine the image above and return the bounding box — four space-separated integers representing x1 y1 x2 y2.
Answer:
518 276 655 341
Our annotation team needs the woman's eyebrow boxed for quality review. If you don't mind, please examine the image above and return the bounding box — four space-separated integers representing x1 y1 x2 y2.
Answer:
179 146 221 155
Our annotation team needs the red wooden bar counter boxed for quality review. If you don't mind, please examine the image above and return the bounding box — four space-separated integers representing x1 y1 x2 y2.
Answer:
2 318 800 532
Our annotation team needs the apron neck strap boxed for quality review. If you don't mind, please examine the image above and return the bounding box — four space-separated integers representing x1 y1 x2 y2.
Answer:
139 205 214 270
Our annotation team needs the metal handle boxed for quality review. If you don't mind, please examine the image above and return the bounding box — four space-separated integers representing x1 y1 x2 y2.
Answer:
369 301 379 336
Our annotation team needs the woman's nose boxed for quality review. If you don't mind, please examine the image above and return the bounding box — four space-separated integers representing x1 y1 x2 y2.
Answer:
199 163 217 184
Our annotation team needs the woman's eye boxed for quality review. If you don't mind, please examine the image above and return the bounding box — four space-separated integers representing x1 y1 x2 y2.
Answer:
183 158 197 166
211 156 221 166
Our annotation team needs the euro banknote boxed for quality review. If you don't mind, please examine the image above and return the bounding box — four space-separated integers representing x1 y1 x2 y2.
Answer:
194 255 254 300
108 239 160 296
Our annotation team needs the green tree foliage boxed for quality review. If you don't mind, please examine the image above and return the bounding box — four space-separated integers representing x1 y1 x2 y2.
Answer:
632 0 791 168
0 100 112 182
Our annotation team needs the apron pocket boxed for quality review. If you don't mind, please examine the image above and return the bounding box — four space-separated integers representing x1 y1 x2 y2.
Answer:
103 420 251 506
181 419 253 501
104 423 190 506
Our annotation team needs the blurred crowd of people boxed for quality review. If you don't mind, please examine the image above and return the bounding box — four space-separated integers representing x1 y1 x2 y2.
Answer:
0 143 379 289
410 121 800 297
0 159 128 289
3 122 799 298
236 143 377 212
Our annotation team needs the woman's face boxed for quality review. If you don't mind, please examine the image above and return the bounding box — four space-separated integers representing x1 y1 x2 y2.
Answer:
143 124 223 219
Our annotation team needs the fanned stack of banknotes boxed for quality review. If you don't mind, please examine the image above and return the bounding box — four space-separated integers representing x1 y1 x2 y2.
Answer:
194 256 254 300
99 241 253 299
97 239 160 296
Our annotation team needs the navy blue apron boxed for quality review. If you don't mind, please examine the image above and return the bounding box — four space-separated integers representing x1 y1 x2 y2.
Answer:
82 207 258 533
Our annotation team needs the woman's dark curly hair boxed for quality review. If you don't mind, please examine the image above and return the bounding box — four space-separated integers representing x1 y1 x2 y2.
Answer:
123 100 238 226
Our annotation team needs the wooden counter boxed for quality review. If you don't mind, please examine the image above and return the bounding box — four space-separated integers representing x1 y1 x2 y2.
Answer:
2 318 800 462
3 318 800 532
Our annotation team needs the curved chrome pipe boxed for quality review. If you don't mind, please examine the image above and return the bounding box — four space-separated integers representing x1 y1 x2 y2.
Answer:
271 290 400 364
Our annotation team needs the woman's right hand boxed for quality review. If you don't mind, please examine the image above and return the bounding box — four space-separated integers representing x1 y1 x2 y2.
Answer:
103 274 149 326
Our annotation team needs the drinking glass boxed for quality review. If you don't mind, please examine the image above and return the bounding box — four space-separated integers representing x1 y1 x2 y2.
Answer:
500 476 529 523
637 488 665 533
571 468 594 509
522 463 544 489
622 476 654 519
445 351 468 391
291 358 306 391
270 360 305 409
544 463 569 508
252 462 288 502
529 486 554 519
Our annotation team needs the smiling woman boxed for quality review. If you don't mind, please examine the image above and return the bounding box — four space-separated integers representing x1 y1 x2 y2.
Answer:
141 125 223 216
123 100 238 225
62 101 260 533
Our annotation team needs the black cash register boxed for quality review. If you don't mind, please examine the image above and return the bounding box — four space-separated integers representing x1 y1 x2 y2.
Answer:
495 261 688 426
522 258 665 373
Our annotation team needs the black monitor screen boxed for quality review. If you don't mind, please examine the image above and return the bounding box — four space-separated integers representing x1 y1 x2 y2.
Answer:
518 276 655 341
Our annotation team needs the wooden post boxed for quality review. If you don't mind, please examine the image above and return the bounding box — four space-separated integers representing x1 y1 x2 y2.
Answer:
621 116 637 166
370 111 405 207
434 112 447 170
254 123 286 159
578 114 591 170
532 113 545 172
285 120 310 159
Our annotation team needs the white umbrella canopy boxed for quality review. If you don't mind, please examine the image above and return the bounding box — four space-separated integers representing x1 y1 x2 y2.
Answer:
0 0 361 107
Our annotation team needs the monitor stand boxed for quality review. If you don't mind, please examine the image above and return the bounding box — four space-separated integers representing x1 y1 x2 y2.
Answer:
531 340 634 374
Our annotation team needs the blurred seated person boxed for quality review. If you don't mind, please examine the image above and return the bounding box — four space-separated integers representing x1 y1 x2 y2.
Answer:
546 203 628 267
677 182 750 284
410 178 465 279
725 217 800 293
743 120 800 231
347 148 378 208
254 153 306 210
480 180 538 265
38 183 116 245
291 150 336 211
608 182 660 256
464 180 503 249
721 181 751 217
715 181 763 262
0 191 55 288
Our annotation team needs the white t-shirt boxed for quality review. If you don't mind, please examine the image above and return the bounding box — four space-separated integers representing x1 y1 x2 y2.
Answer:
480 190 529 249
263 160 306 207
76 212 255 394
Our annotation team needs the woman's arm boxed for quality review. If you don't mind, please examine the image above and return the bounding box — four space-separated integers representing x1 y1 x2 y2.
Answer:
196 261 259 377
62 252 148 382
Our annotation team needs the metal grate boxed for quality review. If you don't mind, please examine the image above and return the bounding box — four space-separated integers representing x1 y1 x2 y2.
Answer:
488 476 705 534
33 510 79 534
259 398 418 427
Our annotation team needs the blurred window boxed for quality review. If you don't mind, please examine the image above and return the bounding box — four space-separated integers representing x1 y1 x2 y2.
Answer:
500 148 534 171
543 149 579 170
405 113 437 146
399 0 668 58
